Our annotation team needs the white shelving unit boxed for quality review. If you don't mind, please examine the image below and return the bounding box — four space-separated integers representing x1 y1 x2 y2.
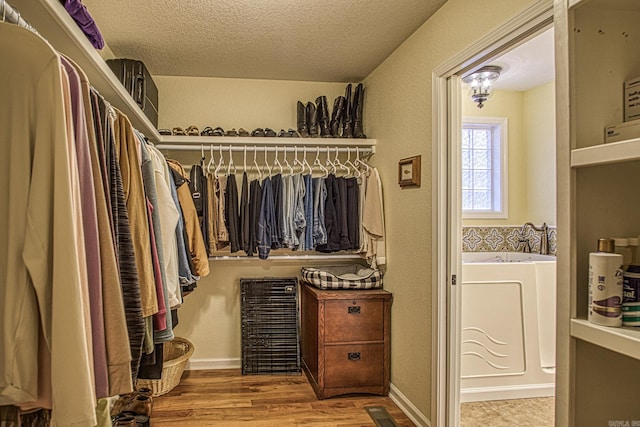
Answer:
9 0 161 141
557 0 640 424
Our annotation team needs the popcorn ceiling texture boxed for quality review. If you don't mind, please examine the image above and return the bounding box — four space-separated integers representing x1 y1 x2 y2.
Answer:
82 0 447 82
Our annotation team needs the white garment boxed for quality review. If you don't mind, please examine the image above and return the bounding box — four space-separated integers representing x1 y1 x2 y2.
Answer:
362 167 386 267
148 145 181 308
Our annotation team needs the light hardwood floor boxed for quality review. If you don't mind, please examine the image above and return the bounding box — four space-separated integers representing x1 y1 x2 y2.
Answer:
150 369 416 426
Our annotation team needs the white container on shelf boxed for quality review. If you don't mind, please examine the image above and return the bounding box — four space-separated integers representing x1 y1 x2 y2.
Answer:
589 247 624 327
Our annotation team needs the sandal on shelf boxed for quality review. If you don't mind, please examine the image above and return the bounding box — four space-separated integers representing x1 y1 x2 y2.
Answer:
288 129 301 137
277 129 290 137
264 128 277 137
226 128 238 137
200 126 214 136
172 127 186 136
251 128 265 137
238 128 250 137
158 129 172 136
186 125 200 136
212 127 225 136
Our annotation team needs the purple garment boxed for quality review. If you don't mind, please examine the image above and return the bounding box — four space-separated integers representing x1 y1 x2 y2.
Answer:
63 0 105 49
60 56 109 398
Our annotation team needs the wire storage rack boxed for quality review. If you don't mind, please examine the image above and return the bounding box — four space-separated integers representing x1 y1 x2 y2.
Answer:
240 278 301 375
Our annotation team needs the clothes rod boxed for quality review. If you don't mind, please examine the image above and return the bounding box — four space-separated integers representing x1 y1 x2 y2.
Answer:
0 1 38 33
207 254 365 261
156 145 374 155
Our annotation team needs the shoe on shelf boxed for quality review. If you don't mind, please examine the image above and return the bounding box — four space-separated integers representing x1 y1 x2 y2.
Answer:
238 128 250 137
172 127 186 136
251 128 265 137
158 129 172 136
186 125 200 136
212 127 225 136
200 126 214 136
264 128 277 137
288 129 301 137
277 129 290 137
226 128 239 136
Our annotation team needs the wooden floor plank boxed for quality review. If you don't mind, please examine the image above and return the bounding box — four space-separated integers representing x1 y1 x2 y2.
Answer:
148 369 415 426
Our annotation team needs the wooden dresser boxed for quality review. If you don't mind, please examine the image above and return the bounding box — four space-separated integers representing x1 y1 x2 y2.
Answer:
300 284 392 399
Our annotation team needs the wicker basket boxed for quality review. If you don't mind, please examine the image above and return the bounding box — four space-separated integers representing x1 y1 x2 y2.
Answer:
137 337 194 397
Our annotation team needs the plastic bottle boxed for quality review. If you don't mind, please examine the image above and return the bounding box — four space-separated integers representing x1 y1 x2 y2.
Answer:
589 238 624 327
614 238 632 271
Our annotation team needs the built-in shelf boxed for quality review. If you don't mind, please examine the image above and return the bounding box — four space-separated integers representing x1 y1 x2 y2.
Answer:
10 0 161 141
208 253 364 262
157 136 376 153
570 318 640 361
571 137 640 167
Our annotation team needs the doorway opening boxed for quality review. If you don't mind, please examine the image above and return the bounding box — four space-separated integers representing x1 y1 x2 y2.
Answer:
431 3 555 426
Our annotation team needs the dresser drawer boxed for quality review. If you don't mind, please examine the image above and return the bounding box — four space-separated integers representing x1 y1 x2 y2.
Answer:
324 299 384 342
324 343 384 388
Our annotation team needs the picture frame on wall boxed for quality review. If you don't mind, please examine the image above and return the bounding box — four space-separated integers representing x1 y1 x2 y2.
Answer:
398 155 421 187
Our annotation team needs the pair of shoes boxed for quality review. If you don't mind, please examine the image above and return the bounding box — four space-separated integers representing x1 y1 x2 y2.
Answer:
278 129 301 137
172 127 186 136
186 125 200 136
340 83 366 138
297 101 322 137
201 126 225 136
250 128 277 137
111 388 153 417
112 411 150 427
226 128 238 136
238 128 249 137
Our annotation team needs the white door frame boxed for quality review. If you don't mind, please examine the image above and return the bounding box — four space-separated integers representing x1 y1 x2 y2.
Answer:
431 2 554 426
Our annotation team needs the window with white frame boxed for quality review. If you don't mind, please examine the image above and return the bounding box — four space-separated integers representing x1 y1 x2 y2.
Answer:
461 117 508 218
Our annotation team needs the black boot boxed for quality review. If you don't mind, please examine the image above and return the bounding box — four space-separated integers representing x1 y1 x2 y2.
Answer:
316 96 331 138
342 84 353 138
353 83 366 139
307 102 319 137
330 96 345 138
297 101 309 137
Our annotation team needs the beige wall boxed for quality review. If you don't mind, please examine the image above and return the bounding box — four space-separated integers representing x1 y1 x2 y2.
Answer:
363 0 540 420
524 81 556 225
462 82 556 227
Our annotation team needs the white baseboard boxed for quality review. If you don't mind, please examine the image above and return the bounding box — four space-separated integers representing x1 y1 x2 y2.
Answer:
186 357 241 371
460 383 555 403
389 383 431 427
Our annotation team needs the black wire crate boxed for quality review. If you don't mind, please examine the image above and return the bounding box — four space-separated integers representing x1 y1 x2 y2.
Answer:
240 278 301 375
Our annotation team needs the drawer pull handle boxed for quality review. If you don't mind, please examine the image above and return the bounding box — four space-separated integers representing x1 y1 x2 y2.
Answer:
348 306 361 314
348 352 361 361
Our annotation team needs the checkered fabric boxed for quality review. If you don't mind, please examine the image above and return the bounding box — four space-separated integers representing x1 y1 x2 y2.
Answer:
300 265 383 290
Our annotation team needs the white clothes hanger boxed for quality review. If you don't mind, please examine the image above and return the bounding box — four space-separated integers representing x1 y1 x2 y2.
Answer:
293 146 304 174
252 145 262 180
264 147 272 176
334 146 349 175
283 148 294 175
207 145 215 175
344 147 360 178
214 144 226 178
314 146 328 177
272 146 283 175
227 145 236 175
354 146 371 174
325 147 336 175
302 147 313 176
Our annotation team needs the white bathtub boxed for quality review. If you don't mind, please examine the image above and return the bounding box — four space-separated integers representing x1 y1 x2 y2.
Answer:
460 252 556 402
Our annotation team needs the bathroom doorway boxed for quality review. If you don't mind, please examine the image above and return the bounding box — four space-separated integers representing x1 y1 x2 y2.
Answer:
431 4 555 426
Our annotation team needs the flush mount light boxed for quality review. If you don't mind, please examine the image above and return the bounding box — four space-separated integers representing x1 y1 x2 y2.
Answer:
462 66 502 108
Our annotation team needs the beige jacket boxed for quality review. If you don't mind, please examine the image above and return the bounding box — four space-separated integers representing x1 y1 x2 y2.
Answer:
167 159 210 277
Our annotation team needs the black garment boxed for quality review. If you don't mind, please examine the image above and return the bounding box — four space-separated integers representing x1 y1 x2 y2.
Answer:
225 174 241 253
95 93 145 384
337 176 351 250
247 179 262 256
169 166 197 278
240 172 250 253
317 174 341 252
189 163 209 254
271 173 284 249
346 177 360 250
137 343 164 380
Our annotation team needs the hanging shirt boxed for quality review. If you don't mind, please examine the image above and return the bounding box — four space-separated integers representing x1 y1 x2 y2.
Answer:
226 174 241 253
292 174 306 250
0 23 96 426
347 177 360 250
312 177 327 248
247 179 262 256
240 172 250 253
362 167 386 267
216 174 230 248
257 176 276 259
303 174 314 250
271 173 284 249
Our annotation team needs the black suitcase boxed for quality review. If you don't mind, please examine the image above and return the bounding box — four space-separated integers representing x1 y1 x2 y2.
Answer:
106 58 159 128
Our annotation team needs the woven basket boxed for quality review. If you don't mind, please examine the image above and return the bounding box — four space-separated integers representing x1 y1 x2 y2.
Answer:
137 337 194 397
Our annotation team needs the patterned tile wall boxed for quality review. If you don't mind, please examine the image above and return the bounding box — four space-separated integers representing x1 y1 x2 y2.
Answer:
462 225 557 255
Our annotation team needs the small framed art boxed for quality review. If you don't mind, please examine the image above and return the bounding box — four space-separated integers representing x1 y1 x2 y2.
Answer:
398 155 421 187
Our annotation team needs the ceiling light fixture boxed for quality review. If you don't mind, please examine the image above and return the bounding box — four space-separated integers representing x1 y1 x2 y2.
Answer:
462 66 502 109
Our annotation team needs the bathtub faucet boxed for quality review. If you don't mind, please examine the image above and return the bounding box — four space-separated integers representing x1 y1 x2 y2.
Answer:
520 222 549 255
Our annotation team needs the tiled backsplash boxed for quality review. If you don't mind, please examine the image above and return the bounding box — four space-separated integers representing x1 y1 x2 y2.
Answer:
462 226 557 255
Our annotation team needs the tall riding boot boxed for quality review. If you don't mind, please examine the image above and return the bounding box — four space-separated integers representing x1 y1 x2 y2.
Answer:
353 83 367 139
307 102 319 137
316 96 331 138
330 96 345 138
342 83 354 138
297 101 309 137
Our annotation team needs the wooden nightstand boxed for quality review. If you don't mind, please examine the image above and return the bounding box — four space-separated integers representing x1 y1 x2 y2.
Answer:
300 283 392 399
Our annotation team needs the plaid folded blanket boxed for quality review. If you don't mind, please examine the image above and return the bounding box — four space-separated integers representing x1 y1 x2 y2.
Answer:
301 265 383 290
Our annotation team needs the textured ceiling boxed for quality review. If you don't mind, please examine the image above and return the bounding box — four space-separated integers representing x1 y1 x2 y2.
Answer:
83 0 447 82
